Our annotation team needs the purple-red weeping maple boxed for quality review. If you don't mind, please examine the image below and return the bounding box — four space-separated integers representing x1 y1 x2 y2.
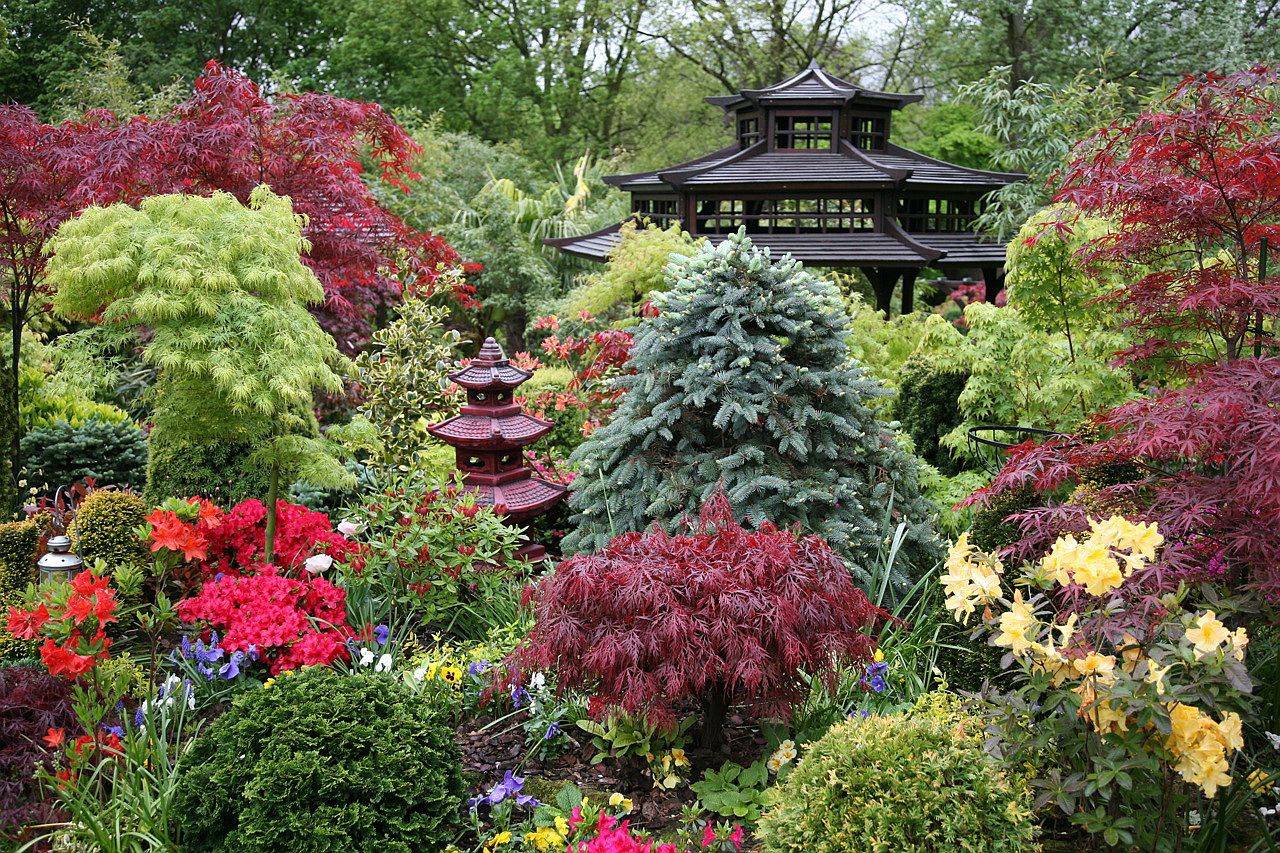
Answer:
971 67 1280 602
507 493 884 747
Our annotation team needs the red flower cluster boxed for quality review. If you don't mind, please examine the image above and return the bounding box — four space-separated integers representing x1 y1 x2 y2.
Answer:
523 312 634 437
175 568 351 674
147 498 358 578
509 493 885 736
571 812 683 853
6 570 118 679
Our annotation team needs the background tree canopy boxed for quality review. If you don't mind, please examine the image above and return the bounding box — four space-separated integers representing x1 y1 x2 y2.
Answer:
4 0 1277 170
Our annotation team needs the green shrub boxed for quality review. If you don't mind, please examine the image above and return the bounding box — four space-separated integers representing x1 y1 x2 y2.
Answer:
143 426 274 506
0 515 47 661
968 486 1039 553
68 490 148 568
174 667 464 852
20 418 148 492
895 357 969 474
758 712 1037 853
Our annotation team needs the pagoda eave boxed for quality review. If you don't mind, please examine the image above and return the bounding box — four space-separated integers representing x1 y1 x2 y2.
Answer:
463 475 568 519
427 413 555 446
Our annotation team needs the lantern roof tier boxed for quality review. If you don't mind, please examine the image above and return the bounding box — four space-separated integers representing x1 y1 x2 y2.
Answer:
427 412 554 447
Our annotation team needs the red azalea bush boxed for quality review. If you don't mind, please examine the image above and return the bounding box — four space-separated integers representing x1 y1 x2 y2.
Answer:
147 498 358 579
509 493 884 746
5 569 118 678
572 812 685 853
175 568 351 674
0 666 77 840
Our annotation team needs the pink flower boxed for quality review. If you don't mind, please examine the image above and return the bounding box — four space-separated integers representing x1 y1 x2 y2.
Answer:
701 825 717 848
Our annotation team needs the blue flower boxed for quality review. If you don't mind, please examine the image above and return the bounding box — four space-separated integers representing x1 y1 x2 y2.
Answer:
510 684 530 708
468 660 491 677
374 624 390 645
468 770 541 811
102 724 124 738
543 722 561 740
867 674 887 693
219 650 247 680
134 706 146 727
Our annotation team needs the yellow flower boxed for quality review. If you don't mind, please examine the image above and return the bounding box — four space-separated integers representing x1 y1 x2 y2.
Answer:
439 665 463 685
608 792 633 812
1186 611 1231 657
872 648 884 663
1145 660 1173 695
486 830 512 848
554 816 570 837
1071 542 1125 596
1119 632 1143 673
941 533 1003 622
262 678 275 689
1165 703 1241 798
1229 627 1248 661
524 828 563 851
993 592 1039 654
1041 534 1081 587
669 748 689 768
1074 681 1128 734
1056 613 1078 647
1073 652 1117 683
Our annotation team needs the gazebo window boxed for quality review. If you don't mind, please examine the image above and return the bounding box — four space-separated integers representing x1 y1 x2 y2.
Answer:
897 197 982 232
737 115 761 146
850 114 887 150
774 115 833 150
695 197 873 234
632 196 680 226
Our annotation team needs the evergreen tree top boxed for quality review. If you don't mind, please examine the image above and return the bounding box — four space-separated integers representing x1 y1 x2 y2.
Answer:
46 187 350 443
565 230 942 588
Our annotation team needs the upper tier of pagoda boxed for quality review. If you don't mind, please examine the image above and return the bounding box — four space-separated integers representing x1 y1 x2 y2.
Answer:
546 61 1025 314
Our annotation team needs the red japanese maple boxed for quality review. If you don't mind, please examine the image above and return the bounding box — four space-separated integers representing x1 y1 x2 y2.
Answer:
972 68 1280 602
1057 65 1280 370
508 493 883 748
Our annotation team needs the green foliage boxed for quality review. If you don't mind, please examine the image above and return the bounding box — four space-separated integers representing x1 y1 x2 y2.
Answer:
892 101 1001 170
575 714 694 768
918 466 988 542
18 337 131 432
354 295 464 470
0 515 46 660
843 294 967 399
174 667 464 853
757 712 1037 853
1005 204 1122 341
565 232 943 588
20 417 147 492
691 759 770 821
67 490 148 568
561 220 702 319
48 188 348 445
941 302 1135 462
968 486 1040 554
894 357 969 473
143 425 273 506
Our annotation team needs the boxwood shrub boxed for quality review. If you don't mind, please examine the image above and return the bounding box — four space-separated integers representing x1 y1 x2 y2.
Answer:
173 667 465 852
758 710 1037 853
68 490 149 568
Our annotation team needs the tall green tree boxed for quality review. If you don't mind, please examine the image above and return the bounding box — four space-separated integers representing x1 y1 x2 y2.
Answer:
564 231 942 588
45 187 352 561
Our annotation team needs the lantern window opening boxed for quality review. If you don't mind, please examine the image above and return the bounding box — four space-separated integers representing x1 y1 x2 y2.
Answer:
774 114 834 150
849 113 888 151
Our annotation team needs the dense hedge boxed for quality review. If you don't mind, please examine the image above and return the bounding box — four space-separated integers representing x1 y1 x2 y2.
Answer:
144 426 273 506
174 667 464 852
0 517 46 661
968 486 1040 554
758 710 1036 852
894 357 969 474
20 418 147 492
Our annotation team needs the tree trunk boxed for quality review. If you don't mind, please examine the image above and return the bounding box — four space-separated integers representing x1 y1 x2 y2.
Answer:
700 685 731 752
0 343 16 519
263 459 280 564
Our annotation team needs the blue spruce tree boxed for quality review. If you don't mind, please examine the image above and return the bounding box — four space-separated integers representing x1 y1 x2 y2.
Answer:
563 231 942 587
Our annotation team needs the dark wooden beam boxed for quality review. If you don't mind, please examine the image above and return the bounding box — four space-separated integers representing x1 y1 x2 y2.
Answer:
980 265 1005 302
901 268 917 314
871 267 901 316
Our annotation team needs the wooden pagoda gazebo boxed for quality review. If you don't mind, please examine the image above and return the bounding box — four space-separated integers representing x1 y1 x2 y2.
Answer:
546 61 1024 313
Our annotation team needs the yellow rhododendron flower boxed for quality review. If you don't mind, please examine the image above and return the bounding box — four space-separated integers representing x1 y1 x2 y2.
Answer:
1074 681 1128 734
1041 534 1080 588
1166 703 1241 798
1073 652 1117 683
1145 660 1173 695
1071 541 1126 596
1186 611 1231 657
1119 632 1144 673
941 533 1004 622
993 592 1039 654
1229 627 1248 661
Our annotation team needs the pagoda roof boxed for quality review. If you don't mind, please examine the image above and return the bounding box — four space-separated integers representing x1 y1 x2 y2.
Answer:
546 221 1011 269
428 412 554 446
465 476 567 518
705 60 922 111
449 337 532 389
606 140 1023 193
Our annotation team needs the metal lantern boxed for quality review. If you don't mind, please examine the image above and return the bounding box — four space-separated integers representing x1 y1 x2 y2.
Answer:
38 535 83 586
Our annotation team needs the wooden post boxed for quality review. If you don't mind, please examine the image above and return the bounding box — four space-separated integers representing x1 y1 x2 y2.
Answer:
901 268 917 315
872 268 900 316
980 265 1002 303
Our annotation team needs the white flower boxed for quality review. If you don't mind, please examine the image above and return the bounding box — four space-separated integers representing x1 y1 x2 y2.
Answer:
359 648 375 667
375 653 393 673
304 554 334 573
1266 731 1280 751
412 665 428 682
337 520 360 537
529 671 547 691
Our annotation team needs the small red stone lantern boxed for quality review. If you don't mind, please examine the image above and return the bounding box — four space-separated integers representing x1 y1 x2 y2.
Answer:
427 337 567 559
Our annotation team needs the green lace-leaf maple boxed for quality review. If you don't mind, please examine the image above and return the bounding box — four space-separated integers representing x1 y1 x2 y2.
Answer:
563 231 942 588
45 186 352 561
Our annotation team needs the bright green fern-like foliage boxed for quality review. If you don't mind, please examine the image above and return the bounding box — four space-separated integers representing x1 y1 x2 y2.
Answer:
561 219 702 319
563 231 942 587
174 667 465 852
45 187 354 561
